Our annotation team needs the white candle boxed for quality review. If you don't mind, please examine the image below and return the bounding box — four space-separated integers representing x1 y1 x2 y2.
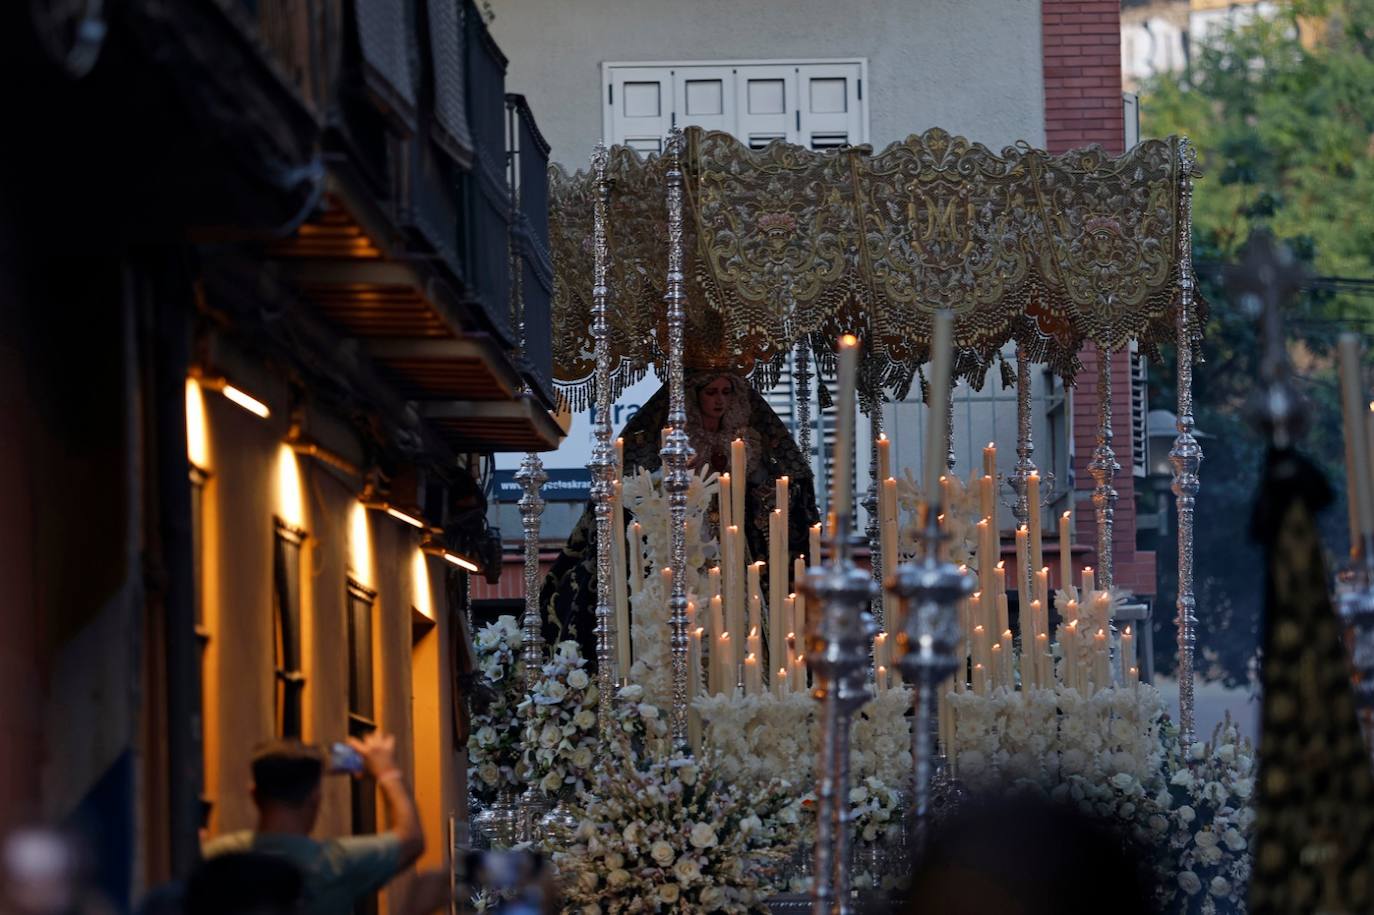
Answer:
924 311 954 503
793 557 808 636
690 627 704 750
876 665 889 692
769 510 785 684
776 667 790 697
1059 511 1074 597
832 335 861 526
745 651 760 695
1081 566 1095 600
715 632 733 695
810 523 823 568
730 439 747 531
628 522 643 596
1027 471 1043 575
1120 625 1136 685
983 442 997 479
990 641 1003 691
1093 628 1109 693
877 434 891 485
719 473 734 532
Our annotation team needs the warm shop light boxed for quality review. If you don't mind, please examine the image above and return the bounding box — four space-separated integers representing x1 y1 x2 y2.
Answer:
385 506 427 529
441 551 480 573
221 383 271 419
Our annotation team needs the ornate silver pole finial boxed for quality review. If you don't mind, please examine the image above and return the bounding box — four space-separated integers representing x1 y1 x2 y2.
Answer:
661 128 696 753
890 504 974 856
864 371 886 631
589 142 619 740
1170 137 1202 744
797 341 813 460
514 450 547 842
516 453 548 684
1008 346 1037 527
1088 347 1120 593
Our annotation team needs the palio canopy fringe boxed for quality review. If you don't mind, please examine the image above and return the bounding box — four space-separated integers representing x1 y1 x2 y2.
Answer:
549 126 1205 401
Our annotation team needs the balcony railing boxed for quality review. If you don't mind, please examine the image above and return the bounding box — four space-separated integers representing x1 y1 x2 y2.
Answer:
222 0 545 352
507 94 553 403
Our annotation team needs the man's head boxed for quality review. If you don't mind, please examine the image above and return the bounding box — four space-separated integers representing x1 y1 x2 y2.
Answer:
249 741 326 831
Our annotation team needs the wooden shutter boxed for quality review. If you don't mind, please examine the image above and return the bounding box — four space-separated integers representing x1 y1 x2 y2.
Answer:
797 63 862 150
672 66 736 136
606 67 673 155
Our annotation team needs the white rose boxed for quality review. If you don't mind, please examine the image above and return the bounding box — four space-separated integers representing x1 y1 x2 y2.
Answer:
1194 829 1219 849
638 703 660 720
673 857 701 884
1178 871 1202 896
623 822 641 845
474 725 496 748
658 883 680 904
571 746 594 769
544 680 568 702
689 822 718 849
606 869 630 889
1178 805 1196 824
1224 828 1247 852
573 709 597 730
539 723 562 748
567 669 590 690
739 814 762 835
581 906 600 915
617 684 645 701
1189 742 1205 761
699 885 724 908
1210 876 1233 897
1233 777 1254 799
577 871 598 893
650 840 675 867
1110 773 1136 792
478 763 500 785
540 770 563 792
848 786 869 805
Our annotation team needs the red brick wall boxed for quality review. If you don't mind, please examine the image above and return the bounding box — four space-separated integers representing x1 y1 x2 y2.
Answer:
1042 0 1125 154
1042 0 1153 595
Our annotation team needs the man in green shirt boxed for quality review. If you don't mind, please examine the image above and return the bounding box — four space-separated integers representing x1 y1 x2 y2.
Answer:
203 733 425 915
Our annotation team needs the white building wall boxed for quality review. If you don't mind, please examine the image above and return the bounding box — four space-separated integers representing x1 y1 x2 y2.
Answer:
490 0 1047 170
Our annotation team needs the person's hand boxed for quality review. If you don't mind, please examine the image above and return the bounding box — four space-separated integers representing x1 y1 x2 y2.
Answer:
347 731 398 779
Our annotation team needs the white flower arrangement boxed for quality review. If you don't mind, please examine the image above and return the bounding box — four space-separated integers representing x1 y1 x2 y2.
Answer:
518 639 600 797
1157 715 1255 915
943 684 1255 914
946 684 1167 794
620 467 717 709
466 615 526 803
552 748 799 913
693 686 913 793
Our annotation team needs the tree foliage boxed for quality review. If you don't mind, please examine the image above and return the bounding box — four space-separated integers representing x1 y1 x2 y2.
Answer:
1140 0 1374 685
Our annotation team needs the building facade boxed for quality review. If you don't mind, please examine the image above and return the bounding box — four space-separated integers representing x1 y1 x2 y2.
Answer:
479 0 1156 612
1 1 554 909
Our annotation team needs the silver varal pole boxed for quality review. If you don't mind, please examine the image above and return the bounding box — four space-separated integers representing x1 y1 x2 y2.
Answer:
1089 347 1119 592
1169 138 1201 744
1008 346 1036 527
803 504 877 912
589 143 618 739
661 128 695 753
515 451 547 840
889 507 973 856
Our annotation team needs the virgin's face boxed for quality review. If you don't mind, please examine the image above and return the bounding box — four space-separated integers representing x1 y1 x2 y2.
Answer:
698 377 733 423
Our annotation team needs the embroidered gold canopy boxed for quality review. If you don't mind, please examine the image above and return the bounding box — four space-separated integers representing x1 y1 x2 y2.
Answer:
549 127 1203 402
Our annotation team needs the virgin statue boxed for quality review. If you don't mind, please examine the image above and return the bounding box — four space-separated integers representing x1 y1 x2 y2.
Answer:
540 370 820 669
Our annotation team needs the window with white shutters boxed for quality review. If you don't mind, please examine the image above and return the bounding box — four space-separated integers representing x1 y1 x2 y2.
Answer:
603 59 867 151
